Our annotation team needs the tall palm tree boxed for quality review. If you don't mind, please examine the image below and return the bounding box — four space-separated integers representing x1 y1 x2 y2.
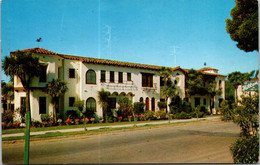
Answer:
98 88 110 122
159 67 176 113
1 82 14 111
228 71 250 102
185 69 204 102
45 79 68 123
2 50 43 164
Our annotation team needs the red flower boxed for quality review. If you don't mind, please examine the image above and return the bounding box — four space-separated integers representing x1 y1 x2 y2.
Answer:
49 121 53 124
75 119 80 122
128 115 132 118
65 119 72 123
2 123 6 126
42 121 47 124
90 118 95 121
81 118 89 122
117 116 122 120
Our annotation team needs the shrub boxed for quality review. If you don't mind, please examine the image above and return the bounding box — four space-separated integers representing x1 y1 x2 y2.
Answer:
175 112 192 119
2 110 14 124
158 102 167 110
144 110 156 120
155 110 167 119
200 106 210 115
65 110 80 120
31 120 42 128
181 101 192 113
133 102 145 114
118 97 133 118
230 135 259 163
41 114 52 122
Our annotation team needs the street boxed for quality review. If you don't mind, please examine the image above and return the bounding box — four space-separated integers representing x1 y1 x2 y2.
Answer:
2 120 240 164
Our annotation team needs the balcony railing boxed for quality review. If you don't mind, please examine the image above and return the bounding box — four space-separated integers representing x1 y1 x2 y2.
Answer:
142 83 157 92
100 79 137 91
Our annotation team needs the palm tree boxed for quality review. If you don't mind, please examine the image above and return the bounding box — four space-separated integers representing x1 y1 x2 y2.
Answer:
228 71 250 102
45 79 68 123
1 82 14 112
159 67 177 118
207 80 222 114
98 88 110 122
2 50 43 164
74 100 87 131
185 69 204 102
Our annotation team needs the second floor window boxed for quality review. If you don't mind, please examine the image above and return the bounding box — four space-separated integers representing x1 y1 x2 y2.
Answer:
118 72 123 83
39 65 47 82
101 70 106 82
142 73 153 87
127 72 131 81
110 71 114 83
69 68 75 78
86 69 96 84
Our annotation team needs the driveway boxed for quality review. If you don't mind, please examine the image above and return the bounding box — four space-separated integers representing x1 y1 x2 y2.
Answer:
2 120 240 164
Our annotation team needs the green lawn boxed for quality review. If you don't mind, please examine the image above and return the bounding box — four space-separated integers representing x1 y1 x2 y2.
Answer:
2 120 205 141
2 119 169 134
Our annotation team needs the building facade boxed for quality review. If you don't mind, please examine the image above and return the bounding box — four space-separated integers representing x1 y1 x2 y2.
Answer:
13 48 225 121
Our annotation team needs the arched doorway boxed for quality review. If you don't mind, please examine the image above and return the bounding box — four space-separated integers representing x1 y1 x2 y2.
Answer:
146 97 149 111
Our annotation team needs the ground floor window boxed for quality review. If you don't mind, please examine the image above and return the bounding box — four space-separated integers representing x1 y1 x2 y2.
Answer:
195 97 200 107
86 97 96 112
146 97 150 110
20 97 26 107
151 98 155 111
39 97 46 114
140 97 143 102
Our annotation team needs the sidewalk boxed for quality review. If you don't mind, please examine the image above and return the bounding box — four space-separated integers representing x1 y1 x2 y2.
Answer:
2 116 220 138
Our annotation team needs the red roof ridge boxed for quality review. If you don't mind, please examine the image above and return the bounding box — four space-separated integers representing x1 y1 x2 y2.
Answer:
11 47 58 55
199 67 219 71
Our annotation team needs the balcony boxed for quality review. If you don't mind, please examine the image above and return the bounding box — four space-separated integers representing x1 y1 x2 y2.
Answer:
142 83 157 92
100 79 138 91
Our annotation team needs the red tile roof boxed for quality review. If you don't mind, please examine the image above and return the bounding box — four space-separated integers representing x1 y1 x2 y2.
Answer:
11 48 225 77
11 48 58 55
199 67 219 72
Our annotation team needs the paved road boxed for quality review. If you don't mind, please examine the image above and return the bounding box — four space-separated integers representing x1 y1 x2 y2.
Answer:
2 120 240 164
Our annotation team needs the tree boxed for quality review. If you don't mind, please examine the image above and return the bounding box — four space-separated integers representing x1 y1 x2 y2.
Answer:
219 92 259 163
74 100 87 131
97 88 110 122
228 71 250 102
185 69 204 102
45 79 68 123
225 0 258 52
2 50 43 164
207 80 222 114
1 82 14 111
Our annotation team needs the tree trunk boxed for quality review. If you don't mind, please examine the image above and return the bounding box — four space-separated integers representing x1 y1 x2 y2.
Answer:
53 102 57 123
24 89 30 164
235 88 238 102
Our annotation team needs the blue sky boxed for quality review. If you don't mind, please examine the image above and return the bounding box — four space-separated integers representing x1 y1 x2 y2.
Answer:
1 0 258 82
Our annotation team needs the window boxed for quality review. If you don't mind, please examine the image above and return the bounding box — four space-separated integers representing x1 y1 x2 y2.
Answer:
127 72 131 81
69 68 75 78
145 97 150 110
142 73 153 87
160 77 165 86
69 97 75 107
219 80 222 88
86 69 96 84
20 97 26 108
151 98 155 111
118 72 123 83
140 97 143 102
39 65 47 82
203 98 206 105
86 98 96 112
39 97 46 114
110 71 115 83
195 97 200 107
101 70 106 82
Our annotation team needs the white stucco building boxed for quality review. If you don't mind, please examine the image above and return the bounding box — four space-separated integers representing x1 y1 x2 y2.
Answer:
13 48 225 121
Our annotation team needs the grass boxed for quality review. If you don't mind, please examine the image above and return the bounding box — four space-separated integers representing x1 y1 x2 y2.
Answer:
2 119 171 134
2 119 210 142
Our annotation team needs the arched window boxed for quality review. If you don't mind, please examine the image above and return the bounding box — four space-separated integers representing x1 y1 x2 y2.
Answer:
86 97 96 112
140 97 143 102
146 97 150 110
151 98 155 111
86 69 96 84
